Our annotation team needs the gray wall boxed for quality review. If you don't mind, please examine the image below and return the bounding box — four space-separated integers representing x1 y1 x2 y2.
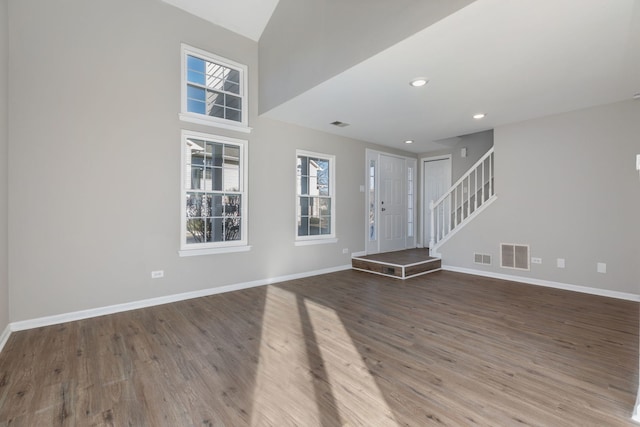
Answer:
6 0 411 322
421 130 494 183
0 0 8 332
440 100 640 295
258 0 476 114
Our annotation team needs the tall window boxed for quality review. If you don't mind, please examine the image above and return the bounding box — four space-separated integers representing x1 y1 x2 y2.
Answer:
180 131 248 256
296 151 336 243
180 44 249 132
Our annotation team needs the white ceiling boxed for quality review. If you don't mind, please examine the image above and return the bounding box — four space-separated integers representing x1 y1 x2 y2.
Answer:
161 0 279 41
166 0 640 154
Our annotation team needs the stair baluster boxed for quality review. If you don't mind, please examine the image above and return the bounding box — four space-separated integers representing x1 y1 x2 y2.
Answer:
429 147 496 256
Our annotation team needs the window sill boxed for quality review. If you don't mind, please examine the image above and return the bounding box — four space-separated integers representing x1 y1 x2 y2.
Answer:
179 113 252 134
179 245 252 257
294 238 338 247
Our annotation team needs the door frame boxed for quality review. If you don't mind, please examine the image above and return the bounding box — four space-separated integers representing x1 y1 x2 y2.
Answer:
420 155 452 248
365 149 417 255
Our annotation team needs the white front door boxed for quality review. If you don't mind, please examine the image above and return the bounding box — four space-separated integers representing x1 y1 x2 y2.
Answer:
423 157 451 248
380 155 407 253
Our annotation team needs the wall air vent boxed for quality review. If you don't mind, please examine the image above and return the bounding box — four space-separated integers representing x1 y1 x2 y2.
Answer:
474 253 491 265
500 243 530 270
330 121 350 127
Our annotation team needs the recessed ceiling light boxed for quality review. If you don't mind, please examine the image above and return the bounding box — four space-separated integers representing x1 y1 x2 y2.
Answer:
410 78 428 87
405 140 414 144
473 113 486 120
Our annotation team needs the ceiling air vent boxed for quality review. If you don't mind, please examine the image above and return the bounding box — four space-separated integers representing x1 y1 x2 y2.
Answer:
500 243 530 271
330 121 350 127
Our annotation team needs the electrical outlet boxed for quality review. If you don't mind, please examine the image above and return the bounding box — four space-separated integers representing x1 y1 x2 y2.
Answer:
531 257 542 264
151 270 164 279
597 263 607 274
342 248 349 254
557 258 565 268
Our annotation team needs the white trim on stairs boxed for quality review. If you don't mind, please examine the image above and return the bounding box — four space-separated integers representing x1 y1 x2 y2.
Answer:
430 194 497 256
442 264 640 302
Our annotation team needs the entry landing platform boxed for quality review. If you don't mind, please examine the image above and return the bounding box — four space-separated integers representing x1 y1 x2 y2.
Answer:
352 248 441 280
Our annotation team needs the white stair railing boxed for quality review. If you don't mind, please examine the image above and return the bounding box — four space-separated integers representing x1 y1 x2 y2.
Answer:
429 147 495 254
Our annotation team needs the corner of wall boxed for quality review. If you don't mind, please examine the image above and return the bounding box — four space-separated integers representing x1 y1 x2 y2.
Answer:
0 0 10 336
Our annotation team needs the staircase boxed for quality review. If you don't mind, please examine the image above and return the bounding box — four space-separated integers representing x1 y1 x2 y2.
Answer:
429 147 496 256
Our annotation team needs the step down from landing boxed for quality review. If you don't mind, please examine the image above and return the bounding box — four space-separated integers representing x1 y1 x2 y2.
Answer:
352 248 441 280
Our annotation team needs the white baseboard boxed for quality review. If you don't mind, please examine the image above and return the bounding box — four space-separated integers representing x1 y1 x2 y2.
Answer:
10 264 352 332
442 265 640 302
0 324 11 353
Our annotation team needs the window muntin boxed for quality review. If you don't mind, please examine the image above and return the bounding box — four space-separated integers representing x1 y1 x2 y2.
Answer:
296 151 335 240
180 44 249 131
181 131 248 253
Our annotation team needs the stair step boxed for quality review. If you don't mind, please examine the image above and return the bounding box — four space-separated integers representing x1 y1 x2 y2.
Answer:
352 249 441 280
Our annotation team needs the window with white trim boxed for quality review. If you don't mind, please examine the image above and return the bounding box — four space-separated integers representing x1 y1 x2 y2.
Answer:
296 151 336 243
180 44 249 133
180 131 248 256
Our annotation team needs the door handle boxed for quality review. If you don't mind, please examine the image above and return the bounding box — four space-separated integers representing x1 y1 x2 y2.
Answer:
381 207 386 212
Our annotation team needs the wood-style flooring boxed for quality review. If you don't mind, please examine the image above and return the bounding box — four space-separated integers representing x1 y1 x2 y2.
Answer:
0 270 637 426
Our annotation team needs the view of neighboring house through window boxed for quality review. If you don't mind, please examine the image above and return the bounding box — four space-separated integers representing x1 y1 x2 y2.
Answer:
296 151 336 243
180 130 248 256
180 44 249 132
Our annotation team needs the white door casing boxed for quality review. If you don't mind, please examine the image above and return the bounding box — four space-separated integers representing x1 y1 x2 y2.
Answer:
423 156 451 248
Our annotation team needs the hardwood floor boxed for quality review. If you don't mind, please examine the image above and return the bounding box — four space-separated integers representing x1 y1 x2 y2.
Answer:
0 270 637 426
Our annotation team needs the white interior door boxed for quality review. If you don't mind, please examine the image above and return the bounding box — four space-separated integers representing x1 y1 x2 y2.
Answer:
380 155 407 252
423 158 451 248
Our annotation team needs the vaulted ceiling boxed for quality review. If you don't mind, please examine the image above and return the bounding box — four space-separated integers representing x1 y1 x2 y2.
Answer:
163 0 640 153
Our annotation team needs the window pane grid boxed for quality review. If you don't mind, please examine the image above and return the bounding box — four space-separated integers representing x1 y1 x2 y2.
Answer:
183 133 245 248
187 55 242 97
184 50 245 125
296 154 334 238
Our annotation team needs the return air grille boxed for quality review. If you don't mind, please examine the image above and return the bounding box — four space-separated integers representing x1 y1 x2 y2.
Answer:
500 244 529 270
474 253 491 265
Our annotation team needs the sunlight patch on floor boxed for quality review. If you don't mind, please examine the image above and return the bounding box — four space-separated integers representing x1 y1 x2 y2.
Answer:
251 286 323 426
250 285 398 426
302 297 398 426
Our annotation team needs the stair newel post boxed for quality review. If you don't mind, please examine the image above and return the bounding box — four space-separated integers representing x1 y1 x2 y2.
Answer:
429 199 436 251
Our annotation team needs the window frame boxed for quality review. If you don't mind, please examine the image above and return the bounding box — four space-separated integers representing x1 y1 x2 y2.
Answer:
295 150 337 246
179 130 250 257
179 44 250 133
